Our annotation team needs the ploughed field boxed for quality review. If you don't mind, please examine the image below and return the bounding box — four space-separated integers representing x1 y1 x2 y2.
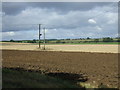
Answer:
2 50 119 88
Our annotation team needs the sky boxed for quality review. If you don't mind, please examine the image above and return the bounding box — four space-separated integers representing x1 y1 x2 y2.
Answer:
1 2 118 40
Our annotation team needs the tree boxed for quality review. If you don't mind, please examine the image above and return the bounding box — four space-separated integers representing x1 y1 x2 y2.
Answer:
33 39 36 43
87 37 90 39
10 39 14 42
102 37 113 42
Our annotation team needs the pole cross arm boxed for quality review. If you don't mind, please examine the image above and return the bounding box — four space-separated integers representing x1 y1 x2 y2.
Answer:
40 34 42 36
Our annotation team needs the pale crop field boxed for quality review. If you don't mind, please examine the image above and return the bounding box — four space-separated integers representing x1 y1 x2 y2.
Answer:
0 42 119 53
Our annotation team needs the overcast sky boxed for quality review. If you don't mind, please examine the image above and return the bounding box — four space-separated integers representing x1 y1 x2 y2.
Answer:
1 2 118 40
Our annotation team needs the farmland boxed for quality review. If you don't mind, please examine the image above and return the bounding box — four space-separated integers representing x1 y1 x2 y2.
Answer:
1 42 119 88
0 42 119 53
2 1 119 89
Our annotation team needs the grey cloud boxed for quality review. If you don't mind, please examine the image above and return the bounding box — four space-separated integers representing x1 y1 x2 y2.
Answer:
2 2 118 40
2 2 113 15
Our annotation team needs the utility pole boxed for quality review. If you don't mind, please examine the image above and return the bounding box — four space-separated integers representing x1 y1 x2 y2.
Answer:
39 24 42 48
43 27 46 50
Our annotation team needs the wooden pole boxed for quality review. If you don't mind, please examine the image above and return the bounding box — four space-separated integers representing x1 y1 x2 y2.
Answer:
43 27 46 50
39 24 41 48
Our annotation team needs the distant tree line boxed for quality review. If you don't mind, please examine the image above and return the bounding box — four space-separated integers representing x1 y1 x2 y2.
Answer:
6 37 120 44
102 37 113 42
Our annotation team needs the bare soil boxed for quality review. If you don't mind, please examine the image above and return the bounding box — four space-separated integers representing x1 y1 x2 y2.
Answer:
2 50 119 88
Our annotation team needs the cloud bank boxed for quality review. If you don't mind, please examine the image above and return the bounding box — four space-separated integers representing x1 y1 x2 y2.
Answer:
2 2 118 40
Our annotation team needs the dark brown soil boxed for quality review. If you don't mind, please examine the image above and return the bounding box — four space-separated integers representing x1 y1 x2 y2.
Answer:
2 50 119 88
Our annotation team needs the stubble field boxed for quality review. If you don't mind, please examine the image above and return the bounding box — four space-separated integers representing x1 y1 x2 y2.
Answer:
0 42 119 53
